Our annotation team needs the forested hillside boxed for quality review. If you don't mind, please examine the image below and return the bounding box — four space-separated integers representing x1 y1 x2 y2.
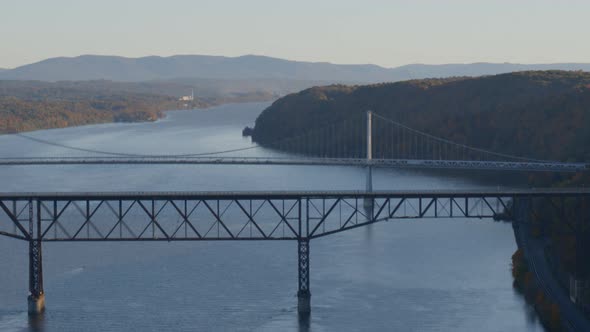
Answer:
0 96 178 133
0 79 277 134
252 71 590 185
0 82 183 133
0 80 279 104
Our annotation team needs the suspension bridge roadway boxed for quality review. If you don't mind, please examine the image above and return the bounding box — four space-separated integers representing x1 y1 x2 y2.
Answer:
2 187 590 200
0 156 586 172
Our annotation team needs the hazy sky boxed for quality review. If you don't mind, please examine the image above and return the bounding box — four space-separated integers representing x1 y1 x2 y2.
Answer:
1 0 589 69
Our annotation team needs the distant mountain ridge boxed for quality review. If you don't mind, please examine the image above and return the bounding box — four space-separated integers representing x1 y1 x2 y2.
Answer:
1 54 590 82
394 63 590 79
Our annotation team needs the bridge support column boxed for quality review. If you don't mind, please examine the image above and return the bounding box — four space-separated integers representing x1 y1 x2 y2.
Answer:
297 239 311 314
28 200 44 315
364 166 374 210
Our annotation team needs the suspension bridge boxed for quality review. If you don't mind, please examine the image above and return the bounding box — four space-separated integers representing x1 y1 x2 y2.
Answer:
3 111 587 172
0 110 588 316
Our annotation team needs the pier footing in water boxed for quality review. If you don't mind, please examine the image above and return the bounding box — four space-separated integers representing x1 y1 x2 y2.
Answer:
297 291 311 314
28 294 45 315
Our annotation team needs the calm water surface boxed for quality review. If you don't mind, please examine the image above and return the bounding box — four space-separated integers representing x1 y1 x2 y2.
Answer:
0 102 543 331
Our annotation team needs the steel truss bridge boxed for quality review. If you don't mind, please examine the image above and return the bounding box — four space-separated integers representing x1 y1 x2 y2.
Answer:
2 189 590 315
1 111 589 315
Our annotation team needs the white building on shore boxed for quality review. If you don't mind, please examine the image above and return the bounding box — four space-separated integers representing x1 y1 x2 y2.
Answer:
179 89 194 101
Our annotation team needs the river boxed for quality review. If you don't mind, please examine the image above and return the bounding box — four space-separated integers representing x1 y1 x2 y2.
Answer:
0 102 544 331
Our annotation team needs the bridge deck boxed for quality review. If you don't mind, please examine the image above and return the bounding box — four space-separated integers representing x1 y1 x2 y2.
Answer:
0 157 586 172
0 188 589 200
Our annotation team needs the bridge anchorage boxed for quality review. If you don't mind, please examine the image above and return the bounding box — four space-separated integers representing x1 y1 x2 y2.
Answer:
1 111 589 315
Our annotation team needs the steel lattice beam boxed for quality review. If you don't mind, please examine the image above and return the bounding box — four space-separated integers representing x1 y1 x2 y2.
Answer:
0 190 587 317
0 189 588 242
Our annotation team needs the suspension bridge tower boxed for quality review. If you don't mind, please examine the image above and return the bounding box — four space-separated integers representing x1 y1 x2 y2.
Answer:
364 110 374 210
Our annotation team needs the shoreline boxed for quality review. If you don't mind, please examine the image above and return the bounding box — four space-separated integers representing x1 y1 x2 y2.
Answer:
511 199 590 331
0 99 274 136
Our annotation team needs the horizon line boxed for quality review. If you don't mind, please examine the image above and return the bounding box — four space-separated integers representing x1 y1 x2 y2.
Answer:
3 53 590 71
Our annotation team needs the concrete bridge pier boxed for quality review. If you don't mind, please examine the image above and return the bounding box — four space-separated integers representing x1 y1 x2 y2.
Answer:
28 200 45 315
297 239 311 314
28 293 45 315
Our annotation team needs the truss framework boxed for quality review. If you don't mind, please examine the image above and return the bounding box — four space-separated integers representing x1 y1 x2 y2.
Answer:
2 190 588 315
1 190 588 242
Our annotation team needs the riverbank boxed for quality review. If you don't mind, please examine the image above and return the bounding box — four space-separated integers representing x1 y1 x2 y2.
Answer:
512 227 562 330
0 78 282 134
0 95 174 134
0 95 275 135
511 200 590 331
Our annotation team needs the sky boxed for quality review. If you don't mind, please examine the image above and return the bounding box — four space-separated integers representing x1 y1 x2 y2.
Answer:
1 0 589 69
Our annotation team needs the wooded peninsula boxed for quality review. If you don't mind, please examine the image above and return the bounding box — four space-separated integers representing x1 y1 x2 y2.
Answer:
0 80 275 134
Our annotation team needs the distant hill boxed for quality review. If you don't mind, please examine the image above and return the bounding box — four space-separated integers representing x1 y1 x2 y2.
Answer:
0 84 179 134
1 54 590 82
0 78 334 101
395 63 590 79
0 55 385 82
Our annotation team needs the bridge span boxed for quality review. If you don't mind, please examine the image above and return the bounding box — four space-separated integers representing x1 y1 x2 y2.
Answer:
0 156 586 172
1 188 589 314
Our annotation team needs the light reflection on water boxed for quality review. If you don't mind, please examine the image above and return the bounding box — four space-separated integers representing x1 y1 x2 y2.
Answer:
0 102 543 331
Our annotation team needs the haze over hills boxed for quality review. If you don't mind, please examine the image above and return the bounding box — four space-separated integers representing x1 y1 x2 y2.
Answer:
394 63 590 80
1 54 590 83
0 55 385 82
0 78 334 101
